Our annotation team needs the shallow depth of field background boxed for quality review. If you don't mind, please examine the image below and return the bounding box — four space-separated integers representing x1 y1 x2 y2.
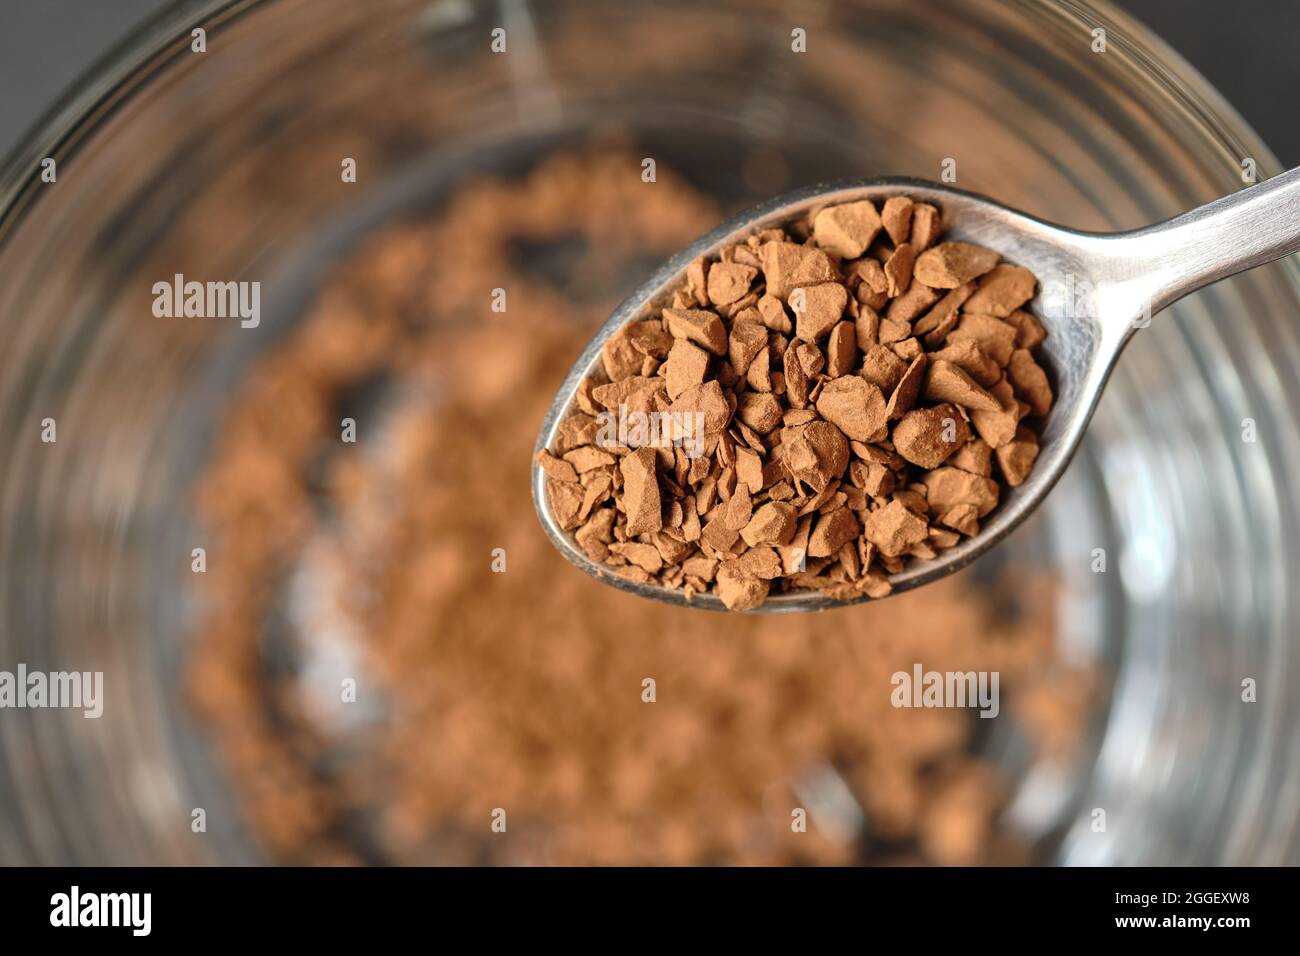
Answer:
3 0 1300 168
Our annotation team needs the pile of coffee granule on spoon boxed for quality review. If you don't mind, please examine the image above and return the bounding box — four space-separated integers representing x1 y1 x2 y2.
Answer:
540 197 1054 609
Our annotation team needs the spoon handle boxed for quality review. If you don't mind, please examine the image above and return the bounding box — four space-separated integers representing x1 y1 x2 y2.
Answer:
1114 165 1300 317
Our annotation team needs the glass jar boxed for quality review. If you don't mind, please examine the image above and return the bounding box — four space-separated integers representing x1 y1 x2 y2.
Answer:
0 0 1296 864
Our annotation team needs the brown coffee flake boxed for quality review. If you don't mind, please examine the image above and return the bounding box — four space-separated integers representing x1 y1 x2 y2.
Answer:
736 343 766 386
940 502 981 537
796 342 825 378
885 280 940 323
950 437 994 477
793 282 849 343
722 482 754 530
862 344 909 393
815 376 887 442
948 312 1018 367
859 460 896 498
714 563 769 611
611 541 664 574
735 446 764 495
733 545 783 580
909 202 942 250
881 196 914 246
564 445 616 472
963 263 1036 317
737 391 783 434
969 378 1024 449
1007 348 1053 417
885 354 928 420
913 282 975 346
728 320 768 378
547 478 586 531
878 317 912 344
685 256 710 306
679 554 717 582
929 525 962 549
852 257 889 296
923 360 1002 412
931 337 1002 388
891 337 920 364
913 241 1001 288
671 380 731 437
701 509 741 552
883 242 915 297
665 307 728 355
554 413 602 453
782 420 849 493
534 449 579 483
579 473 613 521
575 503 616 554
664 337 711 399
757 293 792 333
809 506 862 557
812 200 882 258
924 466 1000 520
854 303 881 350
825 320 858 377
707 261 758 306
893 402 970 470
782 338 811 408
651 530 694 565
778 514 814 574
995 424 1040 487
740 501 799 547
620 446 663 536
592 375 665 416
865 499 929 557
759 241 837 300
779 409 813 432
602 321 657 381
1007 309 1047 349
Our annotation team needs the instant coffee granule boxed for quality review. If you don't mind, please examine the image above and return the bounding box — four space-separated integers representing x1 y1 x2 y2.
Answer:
541 196 1054 609
189 145 1091 866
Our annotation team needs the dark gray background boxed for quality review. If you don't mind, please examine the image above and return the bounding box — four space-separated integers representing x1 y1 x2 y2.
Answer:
1 0 1298 166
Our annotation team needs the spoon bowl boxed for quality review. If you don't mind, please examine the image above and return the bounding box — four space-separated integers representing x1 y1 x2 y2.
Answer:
533 170 1300 612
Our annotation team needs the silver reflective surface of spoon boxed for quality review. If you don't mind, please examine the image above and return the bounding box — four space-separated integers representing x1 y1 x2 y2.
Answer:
533 168 1300 613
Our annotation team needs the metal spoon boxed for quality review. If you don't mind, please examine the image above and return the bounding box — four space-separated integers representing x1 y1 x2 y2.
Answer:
533 169 1300 613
